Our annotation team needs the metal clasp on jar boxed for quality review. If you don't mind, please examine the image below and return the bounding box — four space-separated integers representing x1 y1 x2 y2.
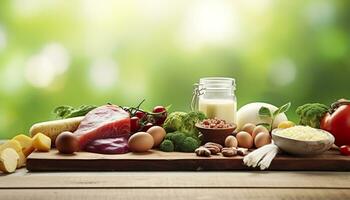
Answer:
190 83 205 111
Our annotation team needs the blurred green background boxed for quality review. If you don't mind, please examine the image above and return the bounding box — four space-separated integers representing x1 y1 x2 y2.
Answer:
0 0 349 139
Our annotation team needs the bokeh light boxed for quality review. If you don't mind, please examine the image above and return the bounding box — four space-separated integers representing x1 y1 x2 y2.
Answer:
88 58 119 91
179 0 241 50
0 25 7 51
24 43 70 88
0 0 349 138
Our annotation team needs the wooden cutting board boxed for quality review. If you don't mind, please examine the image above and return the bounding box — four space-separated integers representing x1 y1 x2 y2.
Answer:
26 149 350 171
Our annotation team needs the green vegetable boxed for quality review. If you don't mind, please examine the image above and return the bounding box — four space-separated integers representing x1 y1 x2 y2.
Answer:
296 103 329 128
159 139 175 152
161 111 206 152
163 111 206 139
165 132 175 140
182 111 206 137
179 137 199 152
163 112 187 132
160 131 200 152
170 131 186 150
258 102 291 131
54 105 97 119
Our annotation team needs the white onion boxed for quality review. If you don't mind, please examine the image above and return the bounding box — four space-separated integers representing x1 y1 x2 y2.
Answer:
237 102 288 131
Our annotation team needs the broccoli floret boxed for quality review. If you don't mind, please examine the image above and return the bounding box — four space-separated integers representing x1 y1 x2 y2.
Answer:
164 132 199 152
190 111 207 121
165 132 187 151
165 132 175 140
163 111 206 151
296 103 329 128
179 137 200 152
159 139 175 152
171 132 186 146
181 111 207 138
163 111 206 140
163 112 187 132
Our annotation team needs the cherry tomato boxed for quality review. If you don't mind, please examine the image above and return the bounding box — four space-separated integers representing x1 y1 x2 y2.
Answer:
153 106 167 126
142 122 153 131
135 111 146 120
340 145 350 156
130 116 140 133
154 115 167 126
153 106 166 113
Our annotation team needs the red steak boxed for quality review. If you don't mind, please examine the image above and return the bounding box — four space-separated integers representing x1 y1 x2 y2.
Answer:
74 105 130 149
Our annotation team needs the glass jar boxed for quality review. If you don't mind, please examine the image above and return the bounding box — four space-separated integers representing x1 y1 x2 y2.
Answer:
191 77 237 124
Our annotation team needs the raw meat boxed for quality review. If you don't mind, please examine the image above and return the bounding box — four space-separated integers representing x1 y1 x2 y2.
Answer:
85 137 129 154
74 105 130 149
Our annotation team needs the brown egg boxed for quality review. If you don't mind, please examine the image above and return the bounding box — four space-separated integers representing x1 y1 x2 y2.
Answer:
236 131 253 149
252 125 269 139
147 126 166 147
128 132 154 152
225 135 238 148
241 123 256 135
254 132 271 148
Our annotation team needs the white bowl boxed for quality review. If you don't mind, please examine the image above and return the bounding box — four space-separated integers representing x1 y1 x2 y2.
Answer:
272 128 335 156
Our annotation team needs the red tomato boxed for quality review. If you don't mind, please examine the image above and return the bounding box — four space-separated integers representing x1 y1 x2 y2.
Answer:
321 103 350 147
135 111 146 120
142 122 153 132
340 145 350 156
130 116 140 133
153 106 166 113
152 106 168 126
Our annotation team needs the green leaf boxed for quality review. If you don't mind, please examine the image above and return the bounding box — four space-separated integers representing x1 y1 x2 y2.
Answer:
273 102 291 116
53 105 73 118
259 106 272 118
53 105 96 119
165 104 172 111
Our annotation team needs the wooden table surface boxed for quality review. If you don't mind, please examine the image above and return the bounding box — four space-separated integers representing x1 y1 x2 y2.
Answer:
1 168 350 200
1 140 350 199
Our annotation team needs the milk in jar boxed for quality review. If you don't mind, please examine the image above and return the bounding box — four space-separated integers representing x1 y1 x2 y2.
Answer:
199 99 237 124
192 77 237 124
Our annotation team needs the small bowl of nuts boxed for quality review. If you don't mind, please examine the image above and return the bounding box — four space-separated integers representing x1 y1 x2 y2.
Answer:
196 118 236 145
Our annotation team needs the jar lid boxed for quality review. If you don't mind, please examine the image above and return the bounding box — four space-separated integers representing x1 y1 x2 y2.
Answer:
199 77 236 90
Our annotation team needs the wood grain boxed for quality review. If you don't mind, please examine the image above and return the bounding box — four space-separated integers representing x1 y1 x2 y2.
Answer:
4 140 350 199
2 168 350 200
26 149 350 171
1 189 350 200
1 169 350 189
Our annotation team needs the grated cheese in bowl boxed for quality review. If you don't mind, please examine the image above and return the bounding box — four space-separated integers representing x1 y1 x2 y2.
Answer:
276 125 329 141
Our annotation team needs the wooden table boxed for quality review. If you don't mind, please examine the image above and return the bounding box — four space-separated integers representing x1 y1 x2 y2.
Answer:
1 168 350 200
